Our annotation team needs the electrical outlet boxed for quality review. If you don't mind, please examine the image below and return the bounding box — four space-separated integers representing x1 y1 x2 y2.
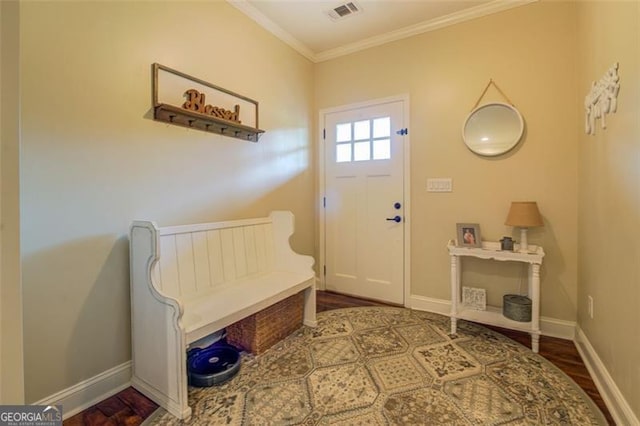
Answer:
587 295 594 319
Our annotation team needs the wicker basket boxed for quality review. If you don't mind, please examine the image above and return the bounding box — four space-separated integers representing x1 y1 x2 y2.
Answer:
226 291 304 354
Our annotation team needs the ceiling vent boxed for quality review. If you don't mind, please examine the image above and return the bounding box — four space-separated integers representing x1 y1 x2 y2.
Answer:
327 2 362 21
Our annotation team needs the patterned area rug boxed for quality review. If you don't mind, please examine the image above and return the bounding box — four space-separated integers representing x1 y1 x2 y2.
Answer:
149 307 606 425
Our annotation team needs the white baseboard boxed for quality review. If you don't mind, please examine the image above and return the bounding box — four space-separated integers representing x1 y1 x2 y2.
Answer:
575 327 639 426
408 294 450 315
538 316 576 340
34 361 132 420
408 295 576 340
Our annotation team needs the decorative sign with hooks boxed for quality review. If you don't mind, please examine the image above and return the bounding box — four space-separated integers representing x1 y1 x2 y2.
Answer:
152 63 265 142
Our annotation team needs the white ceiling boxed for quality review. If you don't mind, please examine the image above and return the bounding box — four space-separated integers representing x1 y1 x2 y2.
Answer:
229 0 535 62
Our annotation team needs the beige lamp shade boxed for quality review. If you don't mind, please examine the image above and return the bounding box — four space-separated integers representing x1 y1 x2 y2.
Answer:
505 201 544 227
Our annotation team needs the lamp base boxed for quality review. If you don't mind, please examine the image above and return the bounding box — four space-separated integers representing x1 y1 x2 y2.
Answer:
518 228 529 253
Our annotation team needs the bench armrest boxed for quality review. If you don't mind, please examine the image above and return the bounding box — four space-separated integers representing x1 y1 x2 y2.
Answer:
270 211 315 275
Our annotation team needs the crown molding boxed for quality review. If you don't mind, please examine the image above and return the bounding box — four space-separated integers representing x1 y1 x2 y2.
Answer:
315 0 537 62
227 0 317 62
228 0 537 63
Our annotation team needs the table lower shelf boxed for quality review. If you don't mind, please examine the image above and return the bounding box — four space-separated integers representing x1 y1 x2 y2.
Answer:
452 305 539 334
451 305 540 352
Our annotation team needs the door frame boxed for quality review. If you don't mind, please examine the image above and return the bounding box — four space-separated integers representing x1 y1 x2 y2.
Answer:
318 94 411 307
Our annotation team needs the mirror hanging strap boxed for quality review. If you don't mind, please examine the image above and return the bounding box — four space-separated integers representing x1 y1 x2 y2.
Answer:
471 79 515 111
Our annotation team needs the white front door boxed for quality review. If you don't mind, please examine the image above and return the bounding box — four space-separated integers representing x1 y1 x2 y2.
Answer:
323 99 406 304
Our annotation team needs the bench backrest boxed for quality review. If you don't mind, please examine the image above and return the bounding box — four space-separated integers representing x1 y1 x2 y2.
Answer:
154 217 276 300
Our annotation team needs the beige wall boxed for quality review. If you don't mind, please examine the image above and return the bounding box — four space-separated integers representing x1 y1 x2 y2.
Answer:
0 0 25 404
576 0 640 419
20 1 314 402
316 2 580 318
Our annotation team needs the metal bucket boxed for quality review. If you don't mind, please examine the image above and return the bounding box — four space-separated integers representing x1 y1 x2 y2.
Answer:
503 294 532 322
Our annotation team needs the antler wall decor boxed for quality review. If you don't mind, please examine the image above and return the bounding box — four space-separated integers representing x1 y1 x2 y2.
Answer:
585 62 620 135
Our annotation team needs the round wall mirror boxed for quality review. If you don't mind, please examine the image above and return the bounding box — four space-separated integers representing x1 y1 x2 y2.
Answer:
462 102 524 156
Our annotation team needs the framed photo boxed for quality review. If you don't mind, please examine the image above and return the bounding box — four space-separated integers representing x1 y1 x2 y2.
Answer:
456 223 482 248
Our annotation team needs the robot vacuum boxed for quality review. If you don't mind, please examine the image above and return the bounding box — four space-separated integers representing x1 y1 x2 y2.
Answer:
187 344 241 387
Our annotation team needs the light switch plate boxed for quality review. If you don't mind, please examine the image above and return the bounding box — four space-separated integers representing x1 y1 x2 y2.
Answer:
427 178 452 192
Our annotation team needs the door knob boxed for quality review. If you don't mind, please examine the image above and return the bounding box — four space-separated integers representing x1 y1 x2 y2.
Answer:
386 215 402 223
394 202 402 210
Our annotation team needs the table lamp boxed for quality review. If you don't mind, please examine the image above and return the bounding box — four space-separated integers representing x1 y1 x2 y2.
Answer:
505 201 543 252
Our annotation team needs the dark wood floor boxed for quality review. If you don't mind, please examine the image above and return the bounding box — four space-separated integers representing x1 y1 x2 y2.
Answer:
63 386 158 426
64 291 614 425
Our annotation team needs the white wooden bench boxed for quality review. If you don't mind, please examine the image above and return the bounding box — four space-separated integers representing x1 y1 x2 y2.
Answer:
129 211 316 420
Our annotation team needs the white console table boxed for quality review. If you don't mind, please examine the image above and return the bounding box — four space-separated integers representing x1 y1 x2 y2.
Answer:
447 240 545 352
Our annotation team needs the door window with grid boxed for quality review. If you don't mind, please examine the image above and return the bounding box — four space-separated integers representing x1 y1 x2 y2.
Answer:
335 117 391 163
